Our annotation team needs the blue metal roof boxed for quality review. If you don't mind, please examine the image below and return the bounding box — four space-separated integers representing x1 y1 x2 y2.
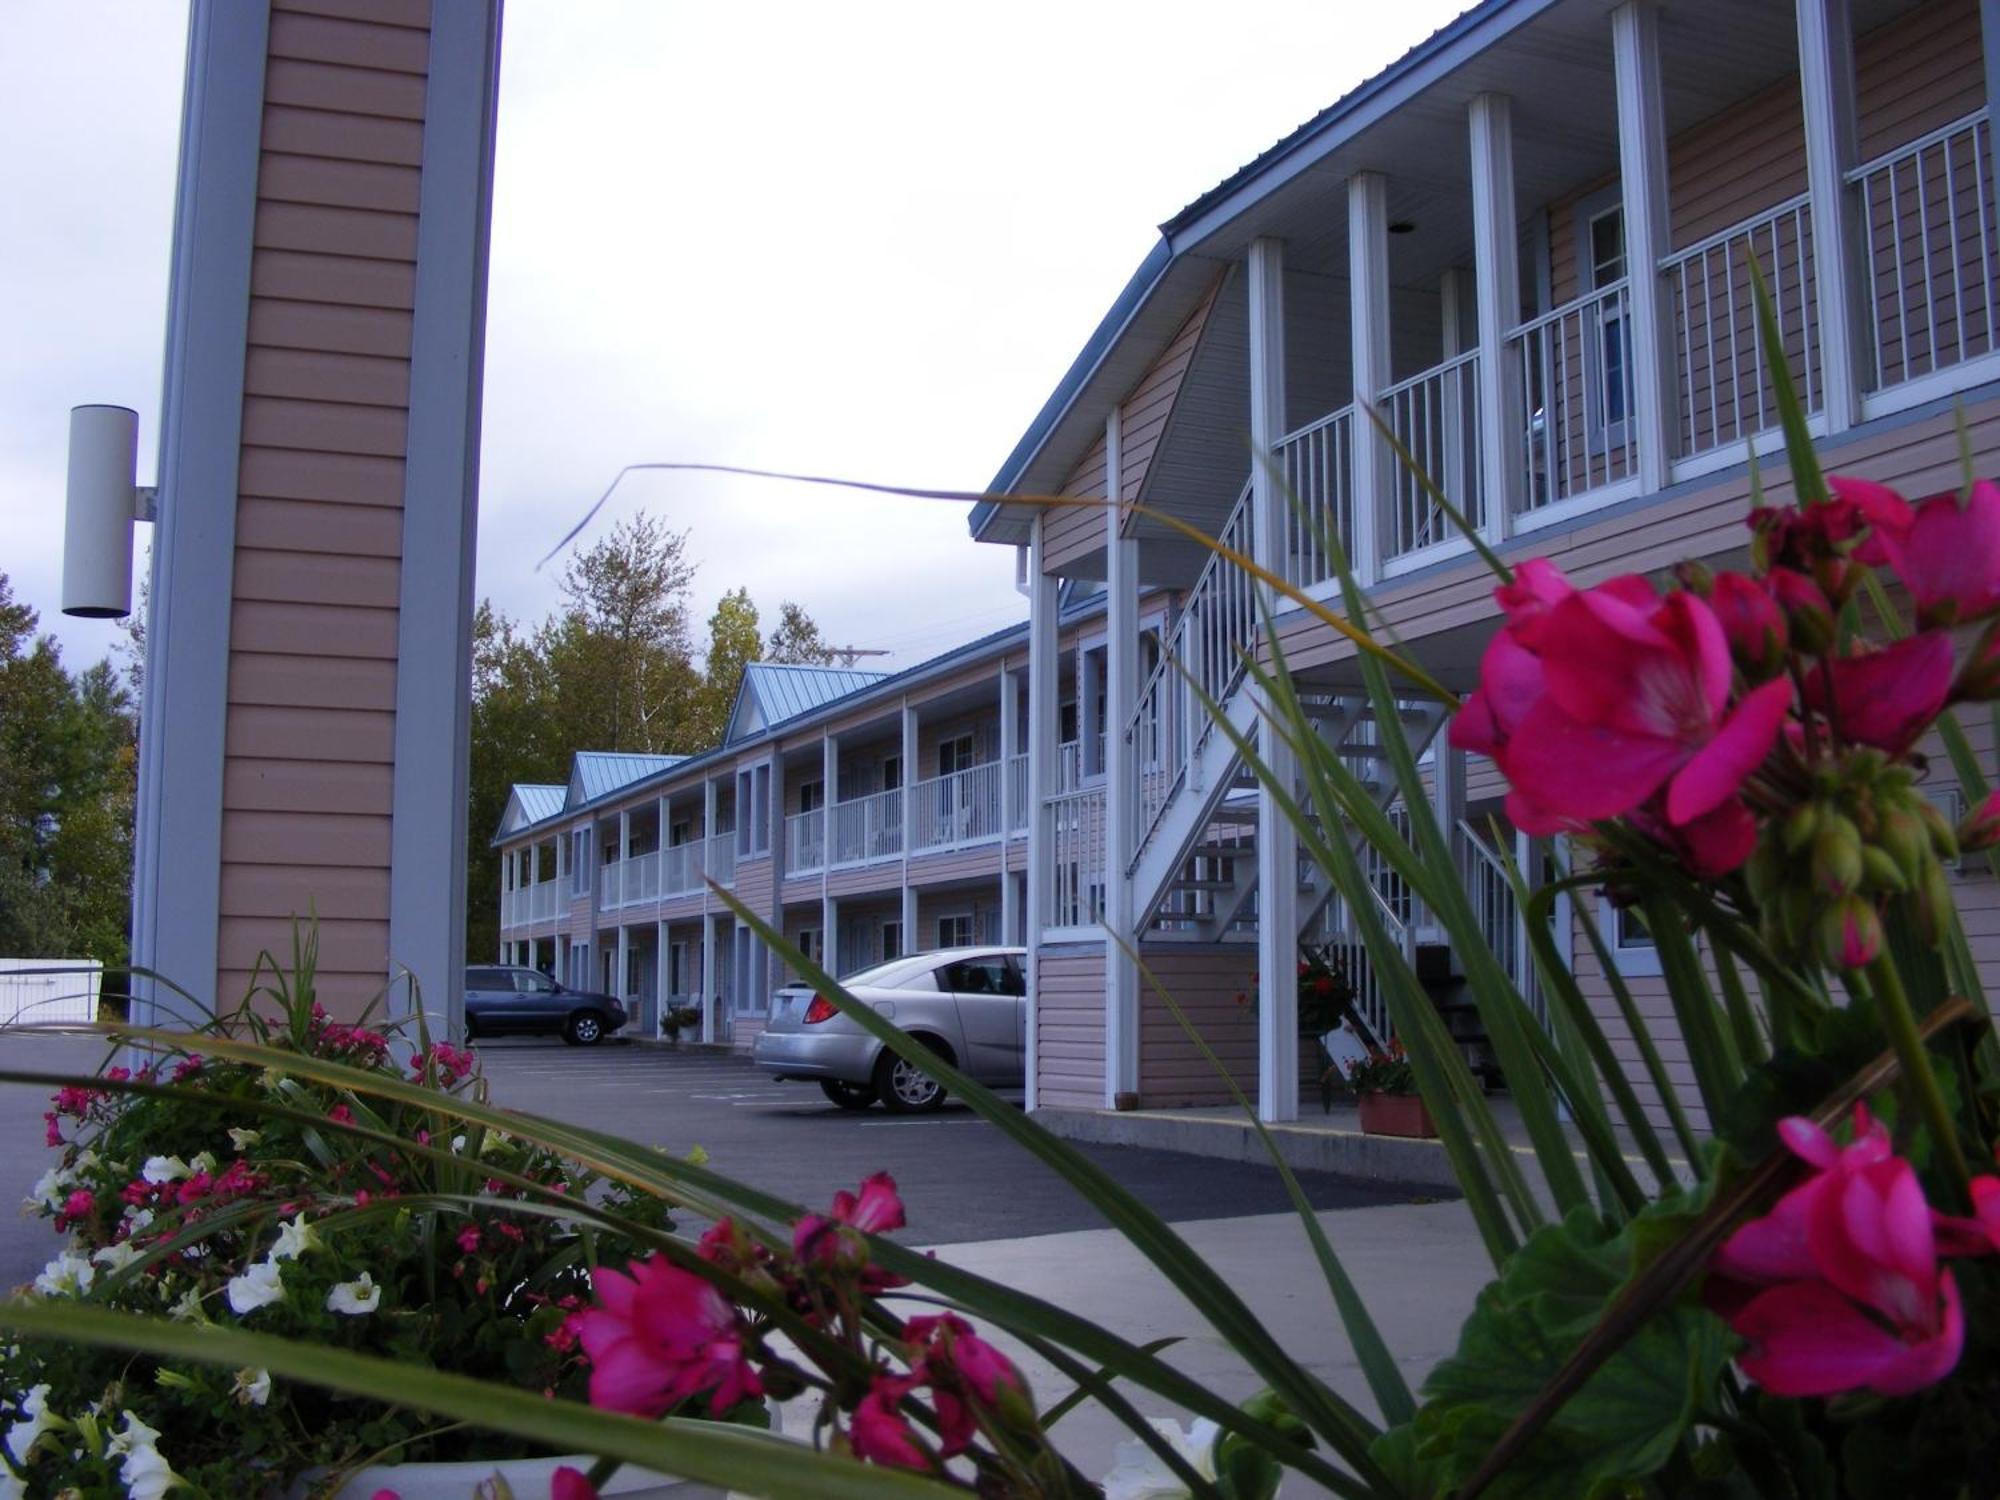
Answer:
968 0 1528 540
514 784 566 823
571 751 685 803
729 663 889 743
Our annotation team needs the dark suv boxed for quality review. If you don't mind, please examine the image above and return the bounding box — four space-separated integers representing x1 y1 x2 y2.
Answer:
463 966 627 1045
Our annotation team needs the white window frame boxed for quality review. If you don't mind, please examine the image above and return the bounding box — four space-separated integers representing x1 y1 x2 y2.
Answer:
937 912 975 950
570 828 591 896
1606 895 1663 979
881 918 903 962
1574 185 1633 458
736 761 773 857
568 940 589 987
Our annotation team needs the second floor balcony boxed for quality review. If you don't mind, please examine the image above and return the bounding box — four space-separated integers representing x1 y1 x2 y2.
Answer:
596 833 737 913
780 755 1033 877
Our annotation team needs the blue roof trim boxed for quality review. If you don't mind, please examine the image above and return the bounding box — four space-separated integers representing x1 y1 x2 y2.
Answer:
969 0 1543 541
969 236 1174 536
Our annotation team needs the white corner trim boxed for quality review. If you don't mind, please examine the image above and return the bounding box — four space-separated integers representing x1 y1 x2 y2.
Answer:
131 2 269 1026
388 0 504 1036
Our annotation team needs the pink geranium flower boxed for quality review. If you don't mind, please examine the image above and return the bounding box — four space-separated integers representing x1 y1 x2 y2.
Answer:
1500 582 1793 833
1884 480 2000 624
1708 571 1787 675
1803 631 1955 754
569 1255 761 1418
850 1375 929 1469
1708 1106 1966 1398
794 1172 907 1265
550 1468 598 1500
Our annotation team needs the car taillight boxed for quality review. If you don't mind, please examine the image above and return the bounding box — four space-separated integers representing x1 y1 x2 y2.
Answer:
802 995 838 1024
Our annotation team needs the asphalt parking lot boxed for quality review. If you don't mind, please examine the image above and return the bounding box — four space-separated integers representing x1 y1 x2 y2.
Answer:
0 1029 1436 1285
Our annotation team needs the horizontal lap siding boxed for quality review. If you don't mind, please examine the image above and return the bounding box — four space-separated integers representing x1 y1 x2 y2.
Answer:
916 886 1004 948
1034 946 1106 1110
1040 282 1221 578
1136 946 1257 1107
218 0 431 1017
907 845 1006 887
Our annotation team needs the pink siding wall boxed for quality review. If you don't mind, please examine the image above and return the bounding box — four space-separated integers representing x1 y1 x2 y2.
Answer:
1034 945 1107 1110
217 0 431 1014
1136 945 1258 1107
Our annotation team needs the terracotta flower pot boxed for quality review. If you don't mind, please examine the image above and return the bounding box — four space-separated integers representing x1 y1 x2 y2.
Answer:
1356 1091 1436 1138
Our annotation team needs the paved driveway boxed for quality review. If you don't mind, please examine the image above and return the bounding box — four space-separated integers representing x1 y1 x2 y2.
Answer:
0 1031 1439 1286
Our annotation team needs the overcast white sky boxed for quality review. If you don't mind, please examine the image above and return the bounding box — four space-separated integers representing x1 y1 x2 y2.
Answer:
3 1 1468 675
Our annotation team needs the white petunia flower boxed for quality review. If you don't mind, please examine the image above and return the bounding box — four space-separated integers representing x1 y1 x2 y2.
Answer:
224 1260 285 1316
91 1241 142 1273
139 1156 188 1185
451 1135 467 1153
4 1383 52 1464
110 1412 176 1500
230 1367 271 1408
167 1286 206 1323
189 1151 217 1176
32 1252 94 1298
226 1127 261 1152
268 1214 318 1262
325 1272 381 1316
27 1166 67 1211
122 1206 155 1238
1099 1418 1220 1500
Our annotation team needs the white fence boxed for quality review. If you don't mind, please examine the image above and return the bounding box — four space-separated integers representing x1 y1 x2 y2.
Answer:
912 761 1005 851
0 958 101 1025
832 788 903 866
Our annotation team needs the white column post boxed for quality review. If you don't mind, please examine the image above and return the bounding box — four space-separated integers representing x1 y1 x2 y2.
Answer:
655 918 668 1038
618 809 631 911
1347 175 1390 585
1249 235 1300 1124
1612 1 1675 492
1469 92 1525 538
1798 0 1868 430
614 922 629 1008
1440 268 1475 357
1104 409 1140 1106
998 660 1018 938
823 732 838 876
1024 517 1062 1113
900 702 919 946
700 911 718 1044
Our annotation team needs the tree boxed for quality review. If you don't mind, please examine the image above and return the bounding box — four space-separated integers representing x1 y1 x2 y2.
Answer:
0 575 137 964
689 588 763 748
556 514 699 753
767 601 837 665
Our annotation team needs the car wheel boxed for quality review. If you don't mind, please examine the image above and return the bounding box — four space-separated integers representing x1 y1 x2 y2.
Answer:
463 1018 479 1043
565 1013 604 1046
874 1040 948 1114
818 1079 879 1111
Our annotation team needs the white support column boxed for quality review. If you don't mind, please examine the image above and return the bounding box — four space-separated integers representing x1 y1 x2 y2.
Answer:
1347 177 1389 585
1440 267 1475 358
1024 516 1061 1113
614 922 629 1009
700 911 718 1044
823 732 839 881
1469 93 1524 537
1612 1 1675 491
998 660 1017 933
900 701 919 945
618 809 631 909
1104 409 1140 1106
822 895 839 975
655 918 668 1038
1248 235 1300 1124
1798 0 1867 430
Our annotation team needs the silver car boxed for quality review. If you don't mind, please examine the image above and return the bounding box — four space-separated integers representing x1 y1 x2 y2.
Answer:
752 947 1027 1113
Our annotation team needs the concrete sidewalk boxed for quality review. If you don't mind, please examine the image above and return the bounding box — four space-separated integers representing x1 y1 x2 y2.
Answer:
911 1200 1489 1493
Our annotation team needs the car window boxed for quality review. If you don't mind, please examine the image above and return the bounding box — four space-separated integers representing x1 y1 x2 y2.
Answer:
839 956 933 990
938 958 1013 996
512 971 555 995
464 969 494 991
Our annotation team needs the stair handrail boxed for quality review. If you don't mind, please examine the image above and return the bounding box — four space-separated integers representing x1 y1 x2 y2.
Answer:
1124 473 1256 864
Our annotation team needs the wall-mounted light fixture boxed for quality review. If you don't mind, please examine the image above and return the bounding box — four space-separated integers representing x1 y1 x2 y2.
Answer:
62 404 155 620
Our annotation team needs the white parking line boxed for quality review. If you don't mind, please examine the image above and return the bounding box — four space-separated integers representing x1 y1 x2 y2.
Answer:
858 1117 990 1127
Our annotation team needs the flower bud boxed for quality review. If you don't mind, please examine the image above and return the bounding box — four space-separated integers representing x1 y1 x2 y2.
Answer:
1745 838 1786 904
1914 861 1955 947
1812 815 1864 895
1817 895 1883 970
1710 571 1787 678
1859 844 1910 894
1958 790 2000 853
1770 567 1836 655
1780 801 1821 856
1877 806 1929 885
1917 798 1960 862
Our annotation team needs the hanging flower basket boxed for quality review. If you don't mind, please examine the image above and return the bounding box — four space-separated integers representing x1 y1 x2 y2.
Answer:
1356 1091 1436 1139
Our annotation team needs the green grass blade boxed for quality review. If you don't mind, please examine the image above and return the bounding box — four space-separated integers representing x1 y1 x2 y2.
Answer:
1120 933 1416 1427
1037 1336 1183 1429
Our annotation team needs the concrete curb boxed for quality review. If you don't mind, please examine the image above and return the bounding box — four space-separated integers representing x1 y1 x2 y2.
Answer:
1031 1106 1465 1192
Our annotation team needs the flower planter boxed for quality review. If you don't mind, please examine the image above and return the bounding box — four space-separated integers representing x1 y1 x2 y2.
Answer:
289 1454 722 1499
1356 1091 1436 1139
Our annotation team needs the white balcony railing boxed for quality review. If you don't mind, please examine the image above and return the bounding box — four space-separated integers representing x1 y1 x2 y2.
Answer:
597 860 621 912
1663 193 1818 458
661 840 705 896
1047 786 1107 929
1382 350 1481 559
504 882 560 928
707 834 736 886
831 788 902 866
913 761 1004 852
1274 405 1355 591
1508 279 1638 517
1007 754 1028 833
785 809 826 875
1853 110 1997 395
632 849 659 904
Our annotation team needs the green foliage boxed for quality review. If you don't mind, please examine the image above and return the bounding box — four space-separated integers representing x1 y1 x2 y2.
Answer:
1381 1203 1731 1500
0 574 136 965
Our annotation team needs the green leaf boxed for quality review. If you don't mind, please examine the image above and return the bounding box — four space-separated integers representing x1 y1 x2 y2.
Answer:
1411 1205 1730 1500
